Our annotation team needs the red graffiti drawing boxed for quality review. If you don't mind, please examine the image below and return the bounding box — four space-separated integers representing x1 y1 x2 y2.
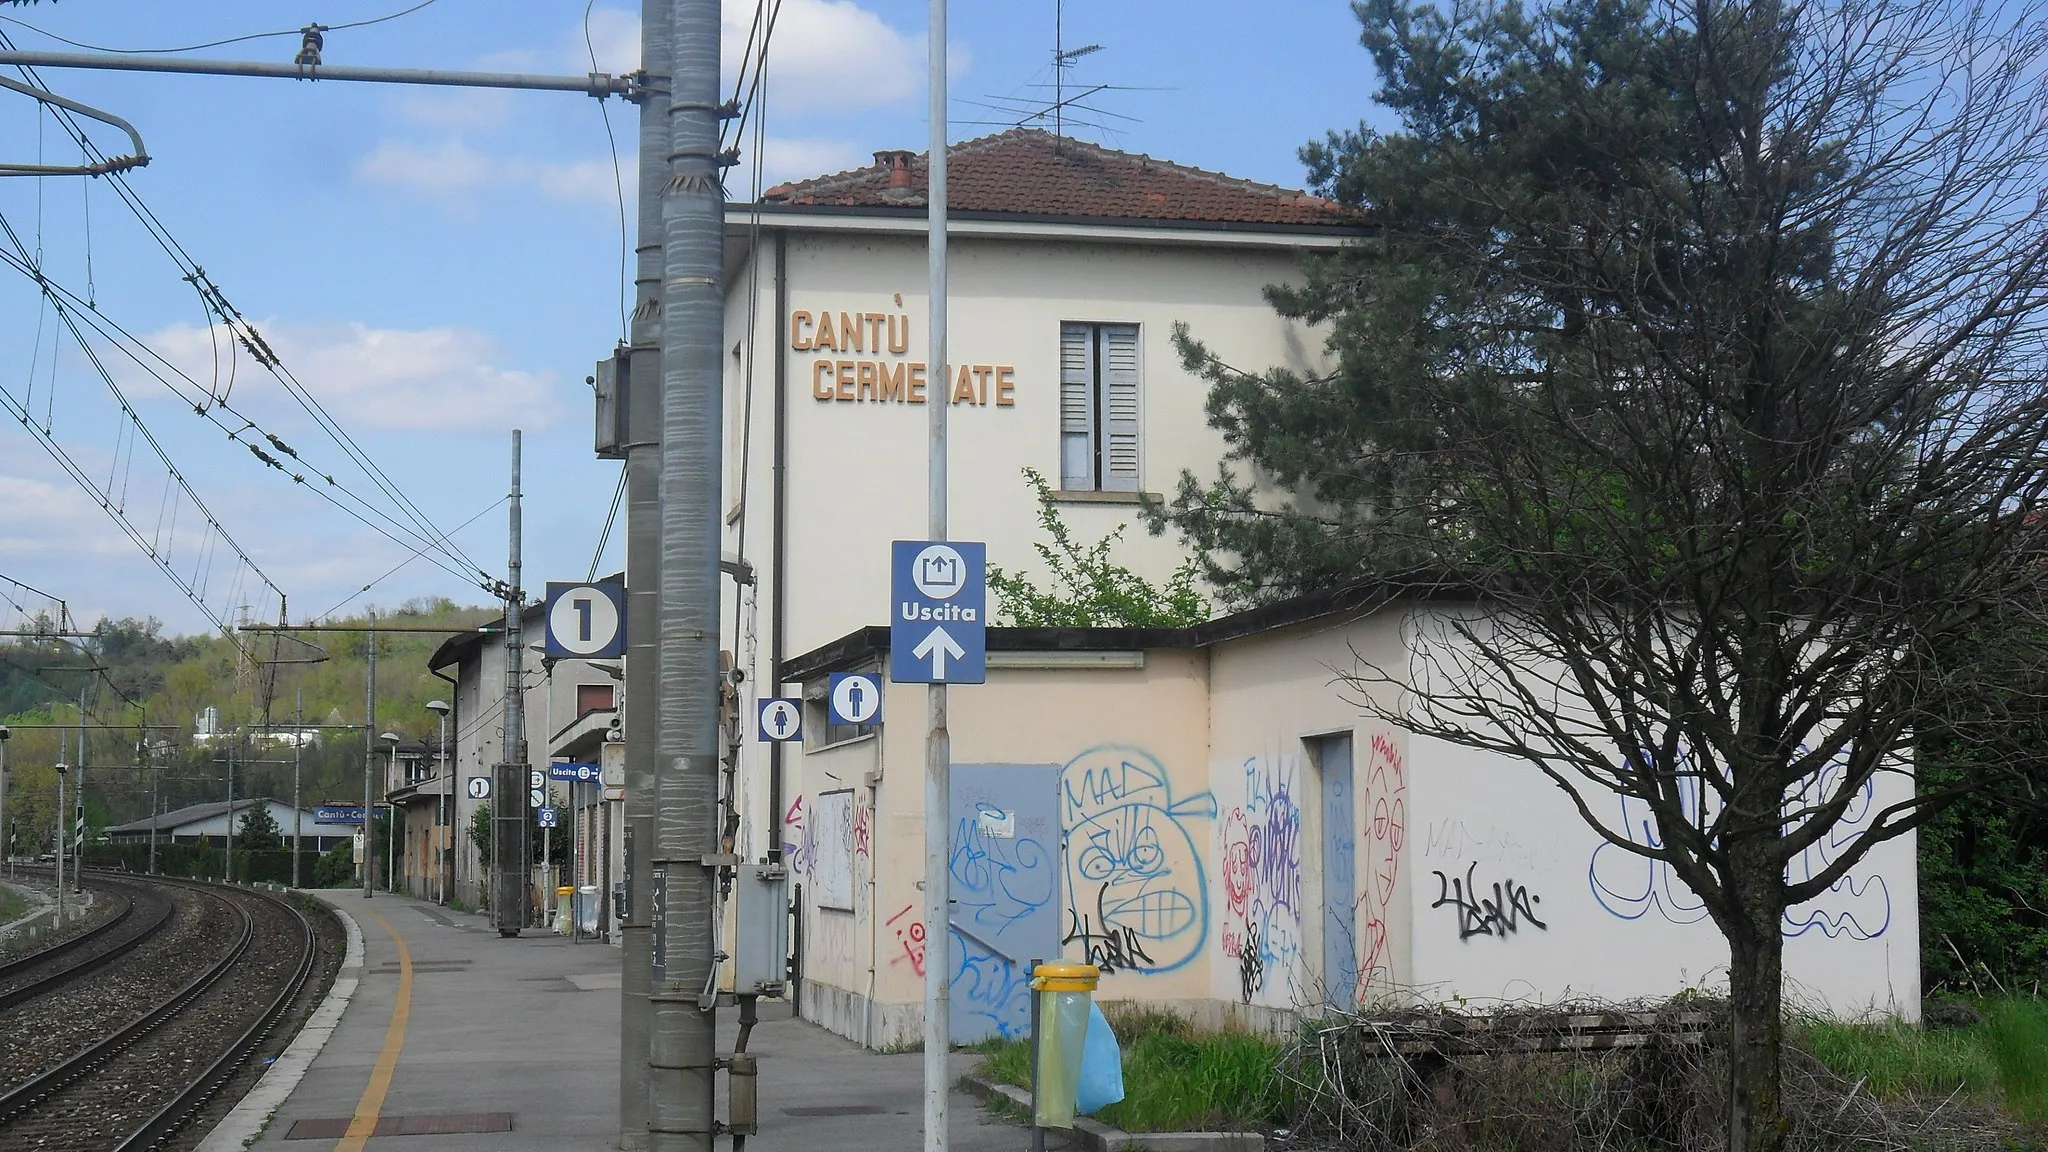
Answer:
886 903 927 976
853 799 873 859
1219 807 1252 958
1357 734 1407 999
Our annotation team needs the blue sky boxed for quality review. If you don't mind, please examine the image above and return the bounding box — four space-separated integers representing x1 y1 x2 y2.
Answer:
0 0 1382 635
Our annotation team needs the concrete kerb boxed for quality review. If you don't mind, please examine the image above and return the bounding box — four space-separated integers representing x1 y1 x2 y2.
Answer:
957 1074 1266 1152
194 897 364 1151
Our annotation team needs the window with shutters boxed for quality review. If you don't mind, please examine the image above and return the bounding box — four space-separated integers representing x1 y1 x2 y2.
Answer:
1058 322 1142 492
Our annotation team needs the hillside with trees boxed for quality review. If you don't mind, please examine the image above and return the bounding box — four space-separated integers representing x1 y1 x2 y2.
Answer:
0 597 496 856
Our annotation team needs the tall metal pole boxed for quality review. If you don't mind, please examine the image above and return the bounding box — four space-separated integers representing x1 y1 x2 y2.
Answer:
227 733 237 882
293 692 304 888
923 2 952 1147
435 707 449 904
364 610 377 899
74 690 86 890
54 763 66 922
620 1 670 1139
649 0 722 1146
0 727 9 881
497 430 528 936
149 741 160 876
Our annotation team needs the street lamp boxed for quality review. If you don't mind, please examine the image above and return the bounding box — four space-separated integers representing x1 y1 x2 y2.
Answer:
380 731 401 894
425 700 451 906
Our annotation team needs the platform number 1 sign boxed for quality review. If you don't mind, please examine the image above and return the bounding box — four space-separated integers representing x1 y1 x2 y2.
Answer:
543 580 626 658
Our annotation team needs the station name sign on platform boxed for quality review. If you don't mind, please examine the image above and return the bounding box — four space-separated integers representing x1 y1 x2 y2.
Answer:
890 540 986 684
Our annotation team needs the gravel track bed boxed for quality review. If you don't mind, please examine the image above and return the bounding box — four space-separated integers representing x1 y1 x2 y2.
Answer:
0 883 314 1151
164 895 345 1152
0 883 159 1004
0 883 232 1091
0 872 121 962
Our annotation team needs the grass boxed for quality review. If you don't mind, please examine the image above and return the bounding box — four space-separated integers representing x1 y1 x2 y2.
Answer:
1801 997 2048 1123
0 883 28 926
974 1005 1283 1133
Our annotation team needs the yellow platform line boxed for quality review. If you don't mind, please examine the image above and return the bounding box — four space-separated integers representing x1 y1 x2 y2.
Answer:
335 907 413 1152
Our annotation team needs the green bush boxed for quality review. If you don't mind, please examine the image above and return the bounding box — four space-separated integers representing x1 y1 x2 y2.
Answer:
312 839 356 888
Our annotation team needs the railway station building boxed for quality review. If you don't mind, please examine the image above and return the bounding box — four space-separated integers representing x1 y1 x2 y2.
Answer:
707 130 1919 1046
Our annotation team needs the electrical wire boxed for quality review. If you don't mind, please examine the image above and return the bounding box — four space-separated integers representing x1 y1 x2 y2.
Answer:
0 0 441 55
318 495 510 622
0 37 497 594
586 469 627 582
584 0 629 344
0 247 487 590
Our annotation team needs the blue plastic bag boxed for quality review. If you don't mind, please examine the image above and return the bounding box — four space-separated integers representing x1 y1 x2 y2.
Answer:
1075 1001 1125 1115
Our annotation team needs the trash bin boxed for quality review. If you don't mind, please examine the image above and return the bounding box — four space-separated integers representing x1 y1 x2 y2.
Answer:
555 886 574 935
1031 962 1098 1129
576 885 600 935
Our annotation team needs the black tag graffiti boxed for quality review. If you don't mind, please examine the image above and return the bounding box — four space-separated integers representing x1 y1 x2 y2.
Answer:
1063 881 1157 973
1431 860 1548 940
1237 920 1263 1003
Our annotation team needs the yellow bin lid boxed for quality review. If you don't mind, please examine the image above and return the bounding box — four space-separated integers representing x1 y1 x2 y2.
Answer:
556 886 575 895
1032 962 1099 991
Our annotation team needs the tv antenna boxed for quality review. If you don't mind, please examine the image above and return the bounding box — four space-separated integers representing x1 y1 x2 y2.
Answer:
1053 0 1102 141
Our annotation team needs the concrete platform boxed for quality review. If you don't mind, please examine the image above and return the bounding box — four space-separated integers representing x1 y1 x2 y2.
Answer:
232 890 1051 1151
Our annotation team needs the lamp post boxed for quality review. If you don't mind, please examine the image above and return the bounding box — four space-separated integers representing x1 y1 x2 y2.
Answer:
381 731 402 894
53 761 66 923
426 700 451 905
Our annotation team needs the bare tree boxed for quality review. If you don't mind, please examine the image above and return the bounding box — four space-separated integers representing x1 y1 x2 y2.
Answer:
1158 0 2048 1146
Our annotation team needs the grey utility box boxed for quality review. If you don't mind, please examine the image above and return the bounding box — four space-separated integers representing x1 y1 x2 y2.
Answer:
733 864 790 997
593 347 629 460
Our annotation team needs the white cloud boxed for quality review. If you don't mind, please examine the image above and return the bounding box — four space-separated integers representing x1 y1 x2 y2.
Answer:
580 1 957 113
399 88 515 130
133 321 561 433
355 139 630 207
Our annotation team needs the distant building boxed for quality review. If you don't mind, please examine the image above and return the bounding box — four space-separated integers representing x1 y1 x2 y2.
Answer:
104 798 355 852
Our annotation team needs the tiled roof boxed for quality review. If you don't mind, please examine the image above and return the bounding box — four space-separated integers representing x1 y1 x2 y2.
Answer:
759 129 1362 229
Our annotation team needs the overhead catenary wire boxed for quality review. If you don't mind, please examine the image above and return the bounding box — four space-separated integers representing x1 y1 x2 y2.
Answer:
0 244 491 591
0 0 441 56
0 37 497 595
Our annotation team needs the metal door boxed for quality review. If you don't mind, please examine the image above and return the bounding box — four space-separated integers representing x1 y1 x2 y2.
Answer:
948 763 1061 1043
1317 735 1358 1010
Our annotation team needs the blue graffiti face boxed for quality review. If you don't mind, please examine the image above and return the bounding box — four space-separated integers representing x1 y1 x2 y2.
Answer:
1588 749 1892 940
1061 746 1216 973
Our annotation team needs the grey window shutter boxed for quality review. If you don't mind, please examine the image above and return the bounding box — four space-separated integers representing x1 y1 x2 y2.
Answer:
1100 324 1141 492
1059 322 1096 490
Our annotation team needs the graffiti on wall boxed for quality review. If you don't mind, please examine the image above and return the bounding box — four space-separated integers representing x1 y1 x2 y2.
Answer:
1357 734 1407 998
886 903 926 976
783 795 814 878
1431 861 1548 940
1221 755 1304 1002
1061 746 1216 975
954 932 1035 1038
1588 752 1892 940
951 801 1056 938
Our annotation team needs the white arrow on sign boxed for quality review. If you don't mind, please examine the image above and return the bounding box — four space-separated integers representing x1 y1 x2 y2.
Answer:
911 625 967 679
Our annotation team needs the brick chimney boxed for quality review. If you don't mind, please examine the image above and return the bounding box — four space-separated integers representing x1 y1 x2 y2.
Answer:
874 149 916 189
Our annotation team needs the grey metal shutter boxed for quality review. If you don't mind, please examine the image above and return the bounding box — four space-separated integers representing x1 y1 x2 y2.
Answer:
1100 324 1141 492
1059 322 1096 490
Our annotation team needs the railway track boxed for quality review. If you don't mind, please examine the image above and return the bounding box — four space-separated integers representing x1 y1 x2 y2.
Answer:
0 874 319 1152
0 877 172 1012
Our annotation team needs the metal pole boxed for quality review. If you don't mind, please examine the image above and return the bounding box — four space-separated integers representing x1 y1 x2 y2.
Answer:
498 430 528 936
364 610 377 899
54 764 65 922
75 692 86 890
0 50 633 96
227 733 237 882
436 708 449 904
0 728 9 881
649 0 723 1145
620 0 671 1141
293 692 304 888
149 742 160 876
923 1 952 1147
